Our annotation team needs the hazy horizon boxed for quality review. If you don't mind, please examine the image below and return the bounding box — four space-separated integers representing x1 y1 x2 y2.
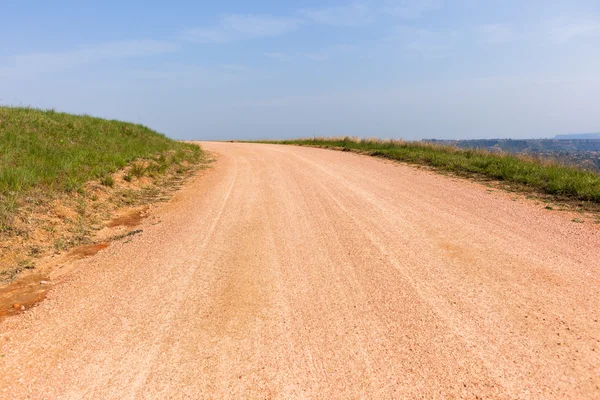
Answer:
2 1 599 141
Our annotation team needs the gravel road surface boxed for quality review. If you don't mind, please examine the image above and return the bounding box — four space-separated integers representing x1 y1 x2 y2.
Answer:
1 142 599 399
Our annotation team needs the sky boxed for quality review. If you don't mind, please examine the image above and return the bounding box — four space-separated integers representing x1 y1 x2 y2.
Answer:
1 1 599 140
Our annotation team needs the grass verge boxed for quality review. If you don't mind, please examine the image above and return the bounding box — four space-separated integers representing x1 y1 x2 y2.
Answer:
0 107 200 201
0 107 205 282
258 137 600 204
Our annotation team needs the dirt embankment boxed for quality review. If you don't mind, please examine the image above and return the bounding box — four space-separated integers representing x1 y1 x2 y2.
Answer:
0 152 210 318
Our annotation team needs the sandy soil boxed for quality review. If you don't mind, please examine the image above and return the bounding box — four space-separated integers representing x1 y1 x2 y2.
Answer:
1 142 599 399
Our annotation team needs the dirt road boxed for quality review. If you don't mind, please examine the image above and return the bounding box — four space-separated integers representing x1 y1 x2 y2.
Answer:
1 142 599 399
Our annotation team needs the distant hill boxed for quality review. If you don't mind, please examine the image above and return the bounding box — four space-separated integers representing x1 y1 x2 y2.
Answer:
555 133 600 140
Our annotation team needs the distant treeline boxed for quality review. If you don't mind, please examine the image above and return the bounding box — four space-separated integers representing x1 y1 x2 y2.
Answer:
424 139 600 153
423 139 600 173
555 133 600 140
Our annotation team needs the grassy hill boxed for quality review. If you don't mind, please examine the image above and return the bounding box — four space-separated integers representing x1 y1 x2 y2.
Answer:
262 137 600 204
0 107 204 282
0 107 199 196
0 107 200 227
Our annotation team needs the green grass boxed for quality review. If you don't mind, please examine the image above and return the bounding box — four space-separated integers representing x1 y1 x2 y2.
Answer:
261 137 600 203
0 107 201 226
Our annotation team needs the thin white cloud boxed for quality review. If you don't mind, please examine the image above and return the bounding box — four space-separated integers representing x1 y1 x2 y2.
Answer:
265 44 359 63
300 2 373 27
185 3 379 45
385 0 442 19
473 17 600 46
184 28 230 44
335 44 360 52
264 52 291 62
304 52 331 61
541 17 600 43
185 14 302 43
0 40 178 78
477 24 515 44
122 63 255 89
222 65 248 72
184 2 444 45
303 43 361 60
389 25 454 59
224 14 301 36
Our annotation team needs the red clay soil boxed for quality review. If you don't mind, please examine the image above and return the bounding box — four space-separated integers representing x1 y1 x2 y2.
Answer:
0 275 50 319
106 206 148 228
68 242 110 260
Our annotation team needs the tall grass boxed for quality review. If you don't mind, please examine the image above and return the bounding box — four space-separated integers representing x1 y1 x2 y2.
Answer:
0 107 201 225
263 137 600 203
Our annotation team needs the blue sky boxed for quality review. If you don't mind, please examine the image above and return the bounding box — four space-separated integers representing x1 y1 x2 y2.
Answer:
2 1 599 140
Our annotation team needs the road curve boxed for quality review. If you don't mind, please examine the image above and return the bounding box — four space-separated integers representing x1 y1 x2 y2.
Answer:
1 142 599 399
